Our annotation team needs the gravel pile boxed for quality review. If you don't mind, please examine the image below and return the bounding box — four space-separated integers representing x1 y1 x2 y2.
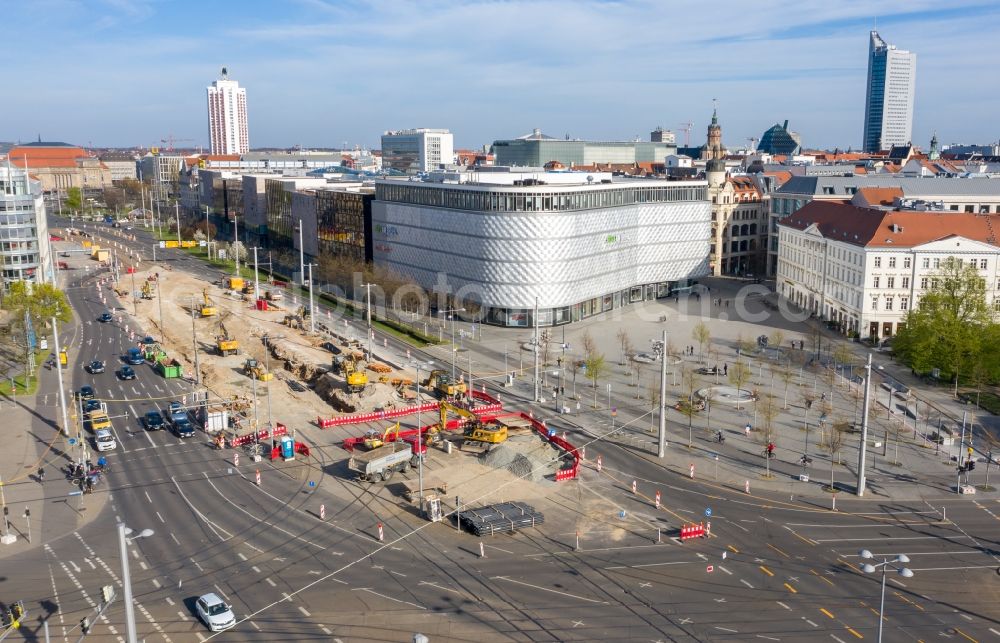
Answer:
479 435 559 483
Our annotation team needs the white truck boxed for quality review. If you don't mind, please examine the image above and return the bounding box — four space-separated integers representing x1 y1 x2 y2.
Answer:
200 406 229 434
348 442 418 483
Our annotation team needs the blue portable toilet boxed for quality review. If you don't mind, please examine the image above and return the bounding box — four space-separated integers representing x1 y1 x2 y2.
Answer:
280 436 294 460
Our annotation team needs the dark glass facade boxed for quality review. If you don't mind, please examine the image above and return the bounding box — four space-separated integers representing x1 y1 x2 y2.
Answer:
316 190 373 262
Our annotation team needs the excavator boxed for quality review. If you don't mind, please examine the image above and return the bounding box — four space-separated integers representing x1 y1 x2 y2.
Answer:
363 422 400 450
243 357 273 381
335 355 368 393
201 289 217 317
424 369 468 399
439 401 507 451
140 281 155 300
215 320 239 356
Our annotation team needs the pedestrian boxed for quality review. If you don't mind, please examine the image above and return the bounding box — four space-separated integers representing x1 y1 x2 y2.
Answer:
745 424 751 438
723 363 728 376
38 466 45 483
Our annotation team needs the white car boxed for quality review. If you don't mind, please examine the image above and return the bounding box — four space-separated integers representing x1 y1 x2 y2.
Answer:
94 429 117 452
195 593 235 632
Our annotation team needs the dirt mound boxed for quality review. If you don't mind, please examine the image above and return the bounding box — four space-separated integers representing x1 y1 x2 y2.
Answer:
479 434 559 483
267 336 328 381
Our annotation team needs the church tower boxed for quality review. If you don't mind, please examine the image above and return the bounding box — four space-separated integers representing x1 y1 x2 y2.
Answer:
701 105 726 161
928 132 940 160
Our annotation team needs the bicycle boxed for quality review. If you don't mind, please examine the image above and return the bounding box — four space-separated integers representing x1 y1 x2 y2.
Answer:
761 449 776 459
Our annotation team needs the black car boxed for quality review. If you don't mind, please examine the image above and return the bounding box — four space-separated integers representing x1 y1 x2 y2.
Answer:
83 398 103 413
118 365 136 380
695 366 720 376
144 411 165 431
86 360 106 374
77 385 96 400
171 419 195 438
98 312 113 323
141 336 156 345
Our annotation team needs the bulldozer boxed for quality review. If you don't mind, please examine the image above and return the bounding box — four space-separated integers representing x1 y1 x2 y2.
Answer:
335 355 368 393
215 320 240 356
363 422 400 450
243 357 273 381
140 281 155 300
201 289 217 317
438 401 507 451
424 369 468 399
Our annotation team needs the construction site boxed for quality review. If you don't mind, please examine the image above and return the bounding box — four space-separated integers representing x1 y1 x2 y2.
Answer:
116 260 584 526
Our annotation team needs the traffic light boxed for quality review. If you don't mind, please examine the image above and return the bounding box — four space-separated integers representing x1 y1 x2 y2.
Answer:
967 460 976 472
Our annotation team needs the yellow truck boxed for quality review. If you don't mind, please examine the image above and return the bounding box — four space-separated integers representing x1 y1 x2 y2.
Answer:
94 250 110 263
87 410 112 433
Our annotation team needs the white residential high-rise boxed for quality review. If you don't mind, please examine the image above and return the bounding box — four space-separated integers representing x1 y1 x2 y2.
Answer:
863 31 916 153
206 67 249 155
0 164 52 285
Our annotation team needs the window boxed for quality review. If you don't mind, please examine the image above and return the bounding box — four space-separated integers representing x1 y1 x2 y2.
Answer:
902 277 909 289
889 257 896 268
871 297 879 310
885 297 894 311
874 257 881 268
933 258 940 269
873 276 880 288
900 296 909 311
995 300 1000 312
904 257 911 269
887 277 895 288
922 258 930 269
981 259 988 269
932 278 939 289
920 277 928 289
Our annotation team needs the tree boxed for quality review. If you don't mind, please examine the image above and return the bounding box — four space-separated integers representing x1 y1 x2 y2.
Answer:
692 321 711 360
103 187 125 212
735 334 756 356
65 187 82 212
822 420 849 492
769 329 786 351
728 361 751 409
778 365 795 409
680 367 701 446
584 353 607 408
4 282 72 385
581 331 597 360
647 378 661 433
616 329 630 366
893 258 995 394
757 393 781 477
226 241 248 263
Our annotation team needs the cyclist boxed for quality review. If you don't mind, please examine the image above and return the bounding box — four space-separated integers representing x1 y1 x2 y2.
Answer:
766 442 775 458
716 431 725 444
96 455 108 470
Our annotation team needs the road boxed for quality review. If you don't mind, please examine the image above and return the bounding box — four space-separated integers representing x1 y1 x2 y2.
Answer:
2 218 998 642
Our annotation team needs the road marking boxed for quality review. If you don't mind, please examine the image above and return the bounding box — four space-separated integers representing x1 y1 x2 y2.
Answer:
156 511 165 523
678 618 692 625
831 636 847 643
804 618 818 627
741 579 754 588
144 490 152 503
760 565 774 577
353 587 427 610
728 545 740 553
988 628 1000 637
70 560 80 573
152 579 161 588
817 535 972 543
768 543 791 558
170 532 180 545
821 609 836 619
251 566 261 573
298 606 311 617
177 611 188 621
572 620 585 628
320 626 333 635
714 598 726 603
418 581 469 598
811 569 835 586
718 565 732 575
265 577 276 587
138 561 148 570
605 561 694 570
492 576 606 604
715 627 738 633
237 553 247 561
784 583 798 594
846 627 864 639
165 597 175 606
777 602 791 611
755 636 780 641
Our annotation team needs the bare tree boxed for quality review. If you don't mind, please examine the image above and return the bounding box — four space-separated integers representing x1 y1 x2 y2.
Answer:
769 329 786 351
647 378 661 433
692 321 711 360
728 362 751 409
616 328 630 366
822 420 849 492
581 330 597 359
778 365 795 409
757 393 781 477
680 366 701 447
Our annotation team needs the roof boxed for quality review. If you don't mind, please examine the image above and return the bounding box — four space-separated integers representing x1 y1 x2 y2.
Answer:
8 144 88 169
777 175 1000 198
19 141 76 148
778 200 1000 248
852 187 903 207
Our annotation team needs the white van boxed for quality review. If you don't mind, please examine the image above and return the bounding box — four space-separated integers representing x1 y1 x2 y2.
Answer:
95 429 117 452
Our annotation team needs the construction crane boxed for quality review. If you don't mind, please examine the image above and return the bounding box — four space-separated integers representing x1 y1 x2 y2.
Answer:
161 135 195 152
679 122 694 147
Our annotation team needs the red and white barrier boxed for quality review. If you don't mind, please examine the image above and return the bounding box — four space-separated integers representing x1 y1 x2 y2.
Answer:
689 463 694 479
255 469 261 486
233 452 239 467
655 490 661 509
631 479 637 494
377 522 384 542
320 504 325 520
596 455 602 472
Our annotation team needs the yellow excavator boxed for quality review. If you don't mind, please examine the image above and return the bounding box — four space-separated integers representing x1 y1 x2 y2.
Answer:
439 401 507 450
201 288 217 317
334 355 368 393
424 369 468 399
140 281 155 300
363 422 400 450
215 320 239 356
243 357 273 381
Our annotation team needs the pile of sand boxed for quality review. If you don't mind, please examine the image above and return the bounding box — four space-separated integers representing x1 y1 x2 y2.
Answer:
479 434 560 483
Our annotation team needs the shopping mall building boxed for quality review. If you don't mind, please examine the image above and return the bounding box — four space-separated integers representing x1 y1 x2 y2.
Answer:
372 168 710 326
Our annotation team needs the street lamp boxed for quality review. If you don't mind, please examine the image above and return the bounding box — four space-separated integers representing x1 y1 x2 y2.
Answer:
411 360 434 515
119 524 154 643
859 549 913 643
438 308 465 384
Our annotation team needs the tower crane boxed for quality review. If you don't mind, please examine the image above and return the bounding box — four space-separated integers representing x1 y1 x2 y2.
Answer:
161 135 195 152
678 122 694 147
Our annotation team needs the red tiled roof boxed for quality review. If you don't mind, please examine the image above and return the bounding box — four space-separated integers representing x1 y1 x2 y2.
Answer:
852 187 903 207
779 200 1000 248
8 144 88 169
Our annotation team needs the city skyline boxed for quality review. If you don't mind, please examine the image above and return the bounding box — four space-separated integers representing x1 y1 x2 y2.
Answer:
3 0 999 151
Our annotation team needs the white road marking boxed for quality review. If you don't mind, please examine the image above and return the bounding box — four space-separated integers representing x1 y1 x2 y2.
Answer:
605 561 693 570
718 565 732 575
816 535 972 543
777 602 791 610
492 576 606 604
177 611 188 621
320 626 333 635
804 618 818 627
237 552 247 561
352 587 427 610
156 511 165 523
144 490 152 503
741 579 754 588
170 532 180 545
152 579 161 588
250 621 260 630
165 597 175 606
715 627 738 633
298 606 311 617
265 577 276 587
989 628 1000 636
251 566 261 573
831 636 847 643
138 561 148 570
84 558 96 569
70 560 80 573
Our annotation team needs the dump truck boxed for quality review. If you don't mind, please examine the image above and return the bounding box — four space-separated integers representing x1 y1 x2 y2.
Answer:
242 358 273 381
155 358 183 379
215 321 239 356
201 289 217 317
425 369 467 399
348 442 418 483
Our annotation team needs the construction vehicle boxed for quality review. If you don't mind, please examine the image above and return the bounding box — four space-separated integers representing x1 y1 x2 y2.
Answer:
228 276 245 290
283 305 308 329
155 358 183 379
424 369 467 399
140 281 155 300
215 320 239 356
363 422 400 450
201 289 217 317
335 355 368 393
348 442 418 483
242 357 273 381
143 343 167 362
242 282 255 295
439 401 507 451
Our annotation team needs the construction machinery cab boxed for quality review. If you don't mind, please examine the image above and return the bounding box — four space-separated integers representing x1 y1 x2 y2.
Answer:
201 288 217 317
140 281 155 299
363 422 400 450
336 355 368 393
426 369 468 399
216 320 240 356
243 357 272 381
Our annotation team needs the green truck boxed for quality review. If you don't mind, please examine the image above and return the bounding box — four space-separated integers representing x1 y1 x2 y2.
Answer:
144 343 167 362
155 358 183 379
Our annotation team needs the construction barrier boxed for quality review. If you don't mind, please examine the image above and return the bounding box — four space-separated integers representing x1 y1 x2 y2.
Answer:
269 441 311 460
341 412 502 451
320 390 504 430
229 423 288 448
517 413 580 481
679 523 706 541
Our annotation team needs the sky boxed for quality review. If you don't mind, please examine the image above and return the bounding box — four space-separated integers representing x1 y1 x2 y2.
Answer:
3 0 999 152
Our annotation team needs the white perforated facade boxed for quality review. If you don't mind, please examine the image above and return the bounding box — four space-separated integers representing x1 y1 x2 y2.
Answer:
372 176 711 326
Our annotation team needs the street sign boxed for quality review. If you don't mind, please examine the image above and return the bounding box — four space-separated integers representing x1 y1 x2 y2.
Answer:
68 491 83 496
705 507 712 517
706 565 714 573
68 438 77 446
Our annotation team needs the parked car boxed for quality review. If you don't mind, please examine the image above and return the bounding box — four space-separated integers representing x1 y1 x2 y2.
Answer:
98 312 113 323
86 360 106 374
143 411 164 431
76 385 96 400
118 365 137 380
195 593 235 632
695 366 720 376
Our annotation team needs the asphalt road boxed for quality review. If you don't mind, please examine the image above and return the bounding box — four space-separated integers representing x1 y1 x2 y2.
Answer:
4 218 999 642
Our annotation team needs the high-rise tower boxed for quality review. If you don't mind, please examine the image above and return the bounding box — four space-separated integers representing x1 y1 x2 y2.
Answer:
863 31 916 153
206 67 249 155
